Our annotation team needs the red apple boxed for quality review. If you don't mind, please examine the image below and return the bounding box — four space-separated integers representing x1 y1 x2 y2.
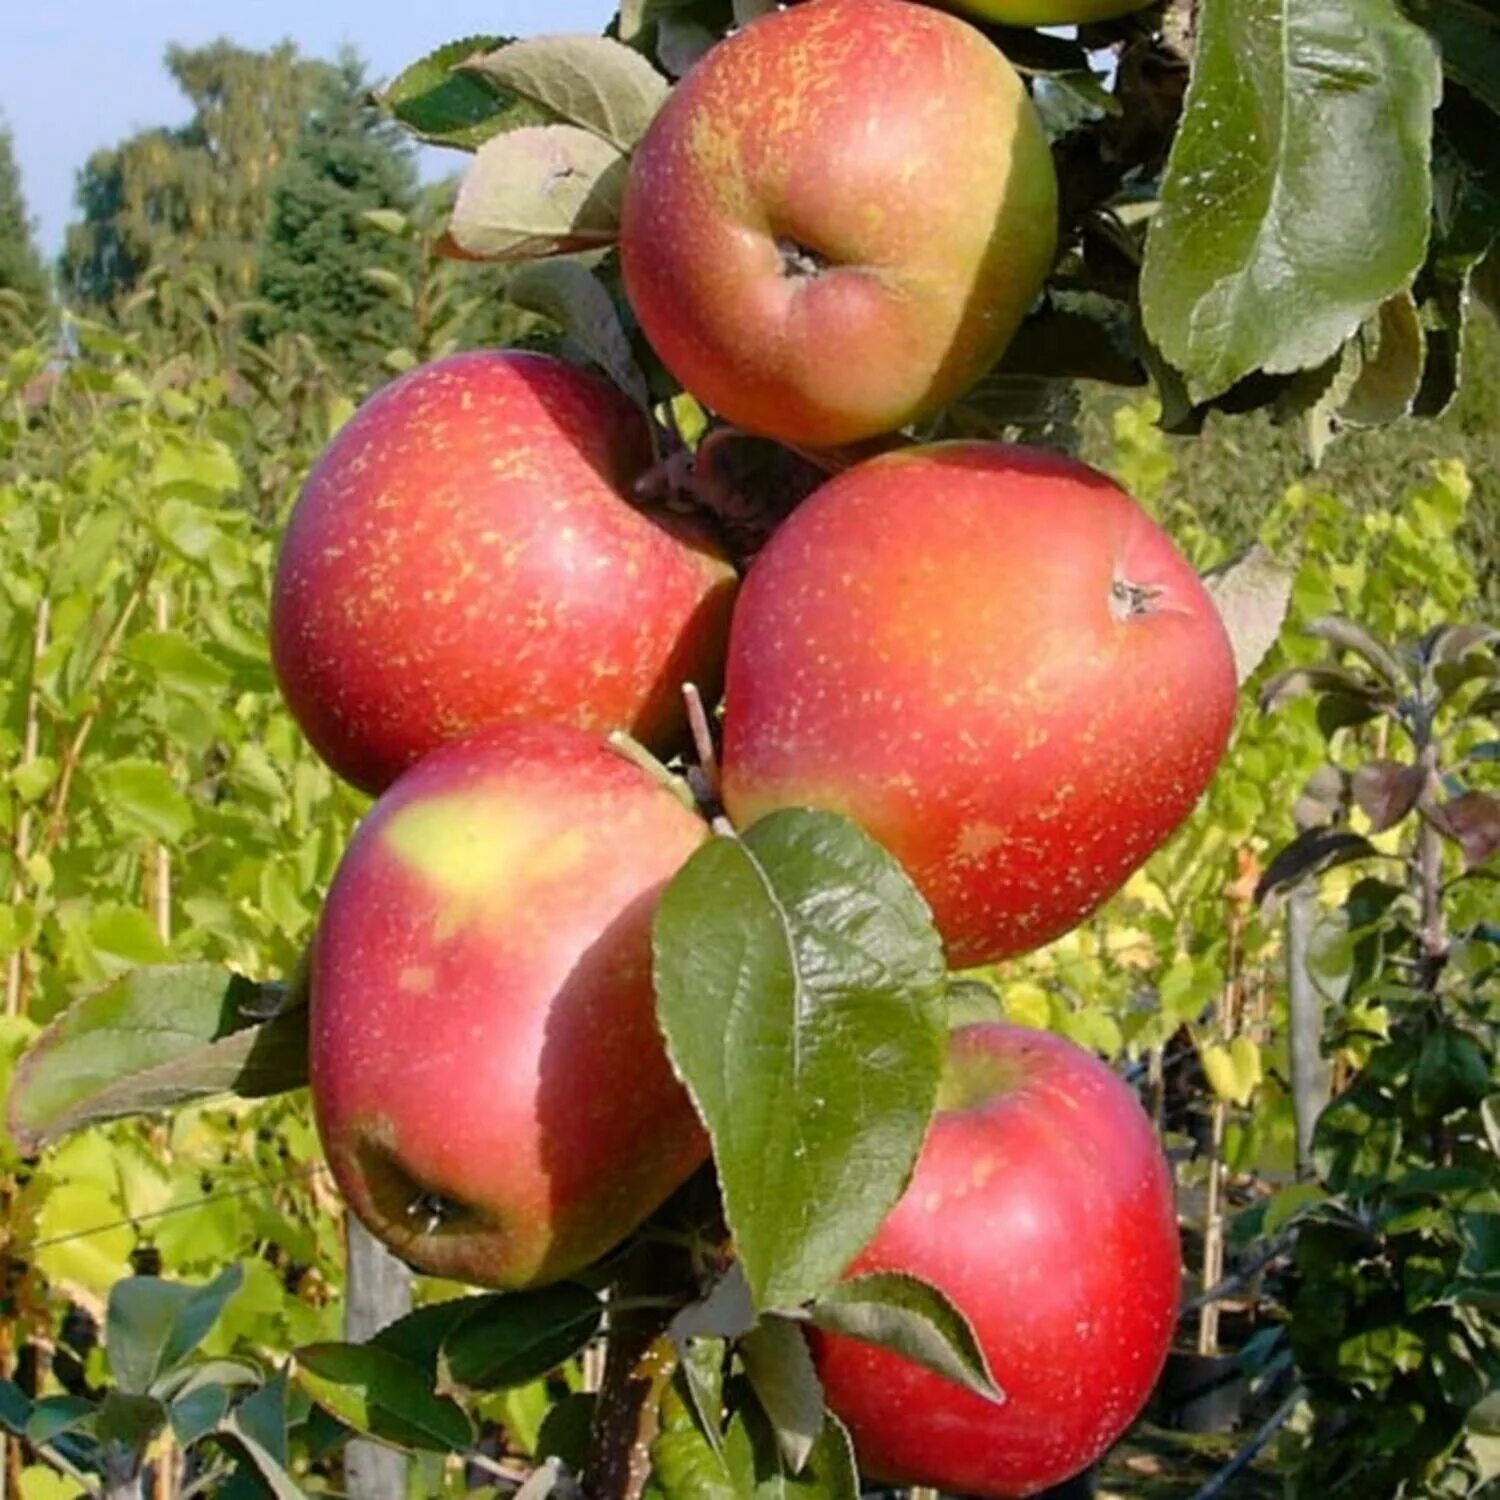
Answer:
720 443 1236 966
309 719 709 1289
619 0 1058 448
271 350 737 795
810 1023 1181 1497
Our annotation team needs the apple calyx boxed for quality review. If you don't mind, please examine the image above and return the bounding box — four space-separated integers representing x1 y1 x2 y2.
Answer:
1109 575 1167 620
777 237 832 279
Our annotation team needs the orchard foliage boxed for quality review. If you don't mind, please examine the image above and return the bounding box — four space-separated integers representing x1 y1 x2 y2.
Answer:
3 0 1500 1498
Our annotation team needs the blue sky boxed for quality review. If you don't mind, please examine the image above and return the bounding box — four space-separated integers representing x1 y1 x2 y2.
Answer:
5 0 617 255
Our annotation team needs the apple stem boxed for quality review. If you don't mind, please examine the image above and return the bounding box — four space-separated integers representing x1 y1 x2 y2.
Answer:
682 682 723 807
604 731 698 813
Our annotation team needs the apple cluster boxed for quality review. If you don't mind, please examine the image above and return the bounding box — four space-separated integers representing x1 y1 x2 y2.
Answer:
270 0 1229 1494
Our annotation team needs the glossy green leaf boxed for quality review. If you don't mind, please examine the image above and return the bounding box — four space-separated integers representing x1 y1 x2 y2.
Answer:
464 36 668 153
1142 0 1440 401
1256 828 1379 905
438 1283 602 1392
380 35 524 149
806 1272 1001 1403
653 810 946 1311
7 965 307 1151
294 1343 474 1453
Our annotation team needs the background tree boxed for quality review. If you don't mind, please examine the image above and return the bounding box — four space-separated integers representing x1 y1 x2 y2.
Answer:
60 40 326 311
254 53 422 388
0 120 46 308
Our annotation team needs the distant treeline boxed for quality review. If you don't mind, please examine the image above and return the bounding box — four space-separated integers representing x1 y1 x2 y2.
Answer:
0 39 524 389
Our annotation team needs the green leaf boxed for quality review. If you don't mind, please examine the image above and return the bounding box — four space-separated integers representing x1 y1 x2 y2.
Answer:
154 1359 264 1405
169 1383 230 1447
25 1396 95 1446
805 1272 1002 1403
360 267 415 308
1255 828 1379 905
107 1266 244 1394
1306 615 1411 689
293 1343 474 1453
362 208 410 237
7 965 307 1152
464 36 669 154
676 1337 726 1462
122 631 232 693
653 810 946 1311
1340 292 1426 426
381 35 527 150
9 757 57 804
448 126 626 261
369 1298 482 1373
152 441 240 501
0 1379 30 1435
725 1399 859 1499
508 259 651 409
1199 1036 1264 1106
222 1373 303 1500
94 1391 166 1451
1259 664 1386 715
945 978 1005 1028
1141 0 1441 401
651 1374 739 1500
535 1391 595 1470
1413 1027 1494 1117
437 1284 602 1393
1421 0 1500 114
1202 545 1295 686
55 510 127 593
91 760 195 843
154 500 222 559
740 1318 823 1474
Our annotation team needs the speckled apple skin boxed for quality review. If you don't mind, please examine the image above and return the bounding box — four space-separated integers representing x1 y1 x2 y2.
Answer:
809 1024 1180 1497
309 719 710 1289
271 351 738 795
720 443 1237 966
619 0 1058 447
